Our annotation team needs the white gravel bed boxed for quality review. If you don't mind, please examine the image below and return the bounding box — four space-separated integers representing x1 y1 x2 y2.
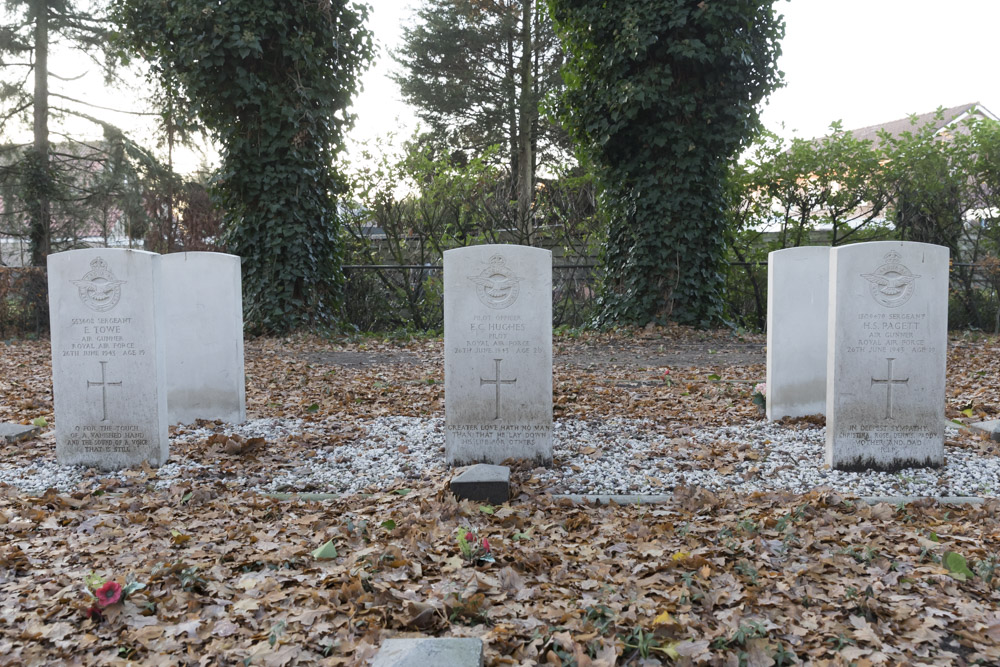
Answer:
0 416 996 499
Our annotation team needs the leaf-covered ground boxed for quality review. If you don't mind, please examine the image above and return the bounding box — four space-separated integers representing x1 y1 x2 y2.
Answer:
1 326 999 666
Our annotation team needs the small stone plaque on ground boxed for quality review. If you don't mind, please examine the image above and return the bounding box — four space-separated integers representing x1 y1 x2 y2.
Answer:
372 638 484 667
47 249 169 469
0 423 39 444
443 245 552 465
450 464 511 504
826 241 948 471
163 252 246 425
766 246 830 419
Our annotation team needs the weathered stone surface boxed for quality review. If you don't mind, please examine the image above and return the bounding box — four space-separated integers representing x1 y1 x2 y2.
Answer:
826 241 948 471
0 423 38 443
970 419 1000 442
443 245 552 465
372 638 484 667
47 249 169 469
766 246 830 419
450 464 511 504
162 252 246 425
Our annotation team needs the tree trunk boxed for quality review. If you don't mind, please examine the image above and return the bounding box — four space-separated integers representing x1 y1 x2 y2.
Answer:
504 13 518 194
29 0 51 266
517 0 534 244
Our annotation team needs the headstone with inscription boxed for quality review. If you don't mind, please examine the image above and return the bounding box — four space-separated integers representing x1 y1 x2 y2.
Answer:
766 246 830 419
443 245 552 465
162 252 246 425
47 249 169 469
826 241 948 471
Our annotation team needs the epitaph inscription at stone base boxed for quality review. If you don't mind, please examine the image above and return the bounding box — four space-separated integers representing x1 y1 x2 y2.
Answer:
163 252 246 425
48 249 169 469
444 245 553 465
826 241 948 471
766 246 830 420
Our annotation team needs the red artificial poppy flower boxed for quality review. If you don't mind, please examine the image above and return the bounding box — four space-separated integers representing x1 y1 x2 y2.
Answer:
94 581 123 607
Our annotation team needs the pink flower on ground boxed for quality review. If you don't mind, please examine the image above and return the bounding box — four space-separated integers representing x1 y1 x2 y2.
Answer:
94 581 123 607
84 606 102 620
465 532 475 543
482 538 490 553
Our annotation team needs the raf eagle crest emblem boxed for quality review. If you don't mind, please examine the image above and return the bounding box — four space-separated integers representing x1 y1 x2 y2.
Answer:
861 250 920 308
468 255 520 310
72 256 126 312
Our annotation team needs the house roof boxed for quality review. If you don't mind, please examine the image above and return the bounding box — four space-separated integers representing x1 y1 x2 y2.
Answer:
847 102 998 144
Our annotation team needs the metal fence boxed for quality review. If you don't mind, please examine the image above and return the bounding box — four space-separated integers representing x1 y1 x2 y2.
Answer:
340 263 599 331
0 267 48 339
2 261 997 339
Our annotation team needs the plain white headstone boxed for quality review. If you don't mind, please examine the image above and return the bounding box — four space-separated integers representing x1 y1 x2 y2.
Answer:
826 241 948 471
47 249 169 469
766 246 830 419
162 252 246 425
444 245 553 465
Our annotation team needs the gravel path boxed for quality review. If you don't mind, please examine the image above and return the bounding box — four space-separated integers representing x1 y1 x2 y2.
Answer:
1 416 995 499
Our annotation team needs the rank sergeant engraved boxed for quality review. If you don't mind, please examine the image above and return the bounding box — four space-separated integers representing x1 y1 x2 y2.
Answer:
444 245 552 465
48 249 169 470
826 241 948 471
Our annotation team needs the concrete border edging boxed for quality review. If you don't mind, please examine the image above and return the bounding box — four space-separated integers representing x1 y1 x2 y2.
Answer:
550 494 990 506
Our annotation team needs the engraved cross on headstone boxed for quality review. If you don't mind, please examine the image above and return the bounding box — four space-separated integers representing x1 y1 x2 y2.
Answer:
871 357 909 420
480 358 517 420
87 360 122 422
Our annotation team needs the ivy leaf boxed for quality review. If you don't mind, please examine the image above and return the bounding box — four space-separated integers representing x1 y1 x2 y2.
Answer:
944 551 974 580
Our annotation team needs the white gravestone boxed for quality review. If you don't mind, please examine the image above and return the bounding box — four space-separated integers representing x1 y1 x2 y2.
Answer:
163 252 246 425
47 249 169 469
444 245 553 465
826 241 948 471
766 246 830 419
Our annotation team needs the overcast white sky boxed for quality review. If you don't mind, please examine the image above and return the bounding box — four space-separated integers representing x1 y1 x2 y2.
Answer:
21 0 1000 173
348 0 1000 159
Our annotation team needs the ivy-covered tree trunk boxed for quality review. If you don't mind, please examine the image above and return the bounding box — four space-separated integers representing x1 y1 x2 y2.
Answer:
548 0 784 327
112 0 373 334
